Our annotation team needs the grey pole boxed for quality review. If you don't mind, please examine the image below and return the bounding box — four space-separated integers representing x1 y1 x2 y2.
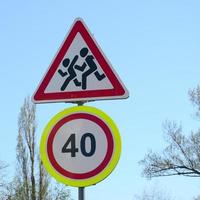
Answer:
78 187 85 200
77 101 85 106
77 102 85 200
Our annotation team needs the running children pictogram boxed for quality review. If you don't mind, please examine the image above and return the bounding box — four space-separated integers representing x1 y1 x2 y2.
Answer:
58 47 106 91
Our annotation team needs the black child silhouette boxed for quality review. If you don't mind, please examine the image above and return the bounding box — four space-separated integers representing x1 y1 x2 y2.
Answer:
74 47 106 90
58 56 81 91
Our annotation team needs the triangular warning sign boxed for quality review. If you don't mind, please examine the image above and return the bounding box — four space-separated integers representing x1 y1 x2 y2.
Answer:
32 18 129 103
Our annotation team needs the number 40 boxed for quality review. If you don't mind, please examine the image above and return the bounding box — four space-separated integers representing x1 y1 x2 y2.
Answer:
62 133 96 157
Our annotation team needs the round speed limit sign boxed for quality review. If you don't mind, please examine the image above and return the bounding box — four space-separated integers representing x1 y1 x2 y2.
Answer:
40 106 121 187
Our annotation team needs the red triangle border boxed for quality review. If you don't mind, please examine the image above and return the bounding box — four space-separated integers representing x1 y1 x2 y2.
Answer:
33 19 129 103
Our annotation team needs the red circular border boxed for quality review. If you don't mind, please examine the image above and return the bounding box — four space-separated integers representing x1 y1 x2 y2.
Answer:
47 113 114 179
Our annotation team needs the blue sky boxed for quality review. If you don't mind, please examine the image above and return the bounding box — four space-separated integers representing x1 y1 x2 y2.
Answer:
1 0 200 199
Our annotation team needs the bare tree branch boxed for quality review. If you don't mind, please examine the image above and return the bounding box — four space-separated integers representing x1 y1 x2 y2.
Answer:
7 96 72 200
140 120 200 179
189 85 200 119
18 96 36 200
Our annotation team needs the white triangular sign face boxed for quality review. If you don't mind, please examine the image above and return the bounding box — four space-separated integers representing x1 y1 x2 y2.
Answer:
33 18 129 103
45 33 113 93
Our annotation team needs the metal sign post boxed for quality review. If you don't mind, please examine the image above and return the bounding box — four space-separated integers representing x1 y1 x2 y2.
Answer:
78 187 85 200
78 102 84 200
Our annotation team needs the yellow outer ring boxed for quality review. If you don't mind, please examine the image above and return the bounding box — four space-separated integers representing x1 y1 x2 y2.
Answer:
40 106 121 187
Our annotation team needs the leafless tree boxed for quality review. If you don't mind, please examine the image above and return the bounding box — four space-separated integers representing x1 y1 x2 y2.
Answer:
7 97 71 200
0 161 7 188
194 196 200 200
38 159 49 200
133 187 173 200
189 85 200 118
17 96 37 200
0 160 8 199
140 85 200 179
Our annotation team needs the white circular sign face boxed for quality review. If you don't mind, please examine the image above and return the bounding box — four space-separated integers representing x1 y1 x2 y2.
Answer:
40 106 121 187
52 118 108 174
